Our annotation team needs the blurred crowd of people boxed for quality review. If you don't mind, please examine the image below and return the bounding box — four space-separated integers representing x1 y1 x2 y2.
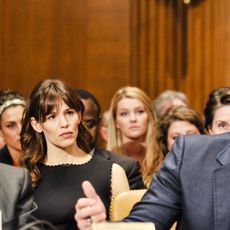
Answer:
1 80 230 229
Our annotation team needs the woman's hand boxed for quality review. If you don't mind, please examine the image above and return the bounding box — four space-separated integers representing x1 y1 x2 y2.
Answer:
75 181 107 230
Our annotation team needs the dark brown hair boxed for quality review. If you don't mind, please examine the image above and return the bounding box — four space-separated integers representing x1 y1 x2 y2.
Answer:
157 106 205 157
204 87 230 130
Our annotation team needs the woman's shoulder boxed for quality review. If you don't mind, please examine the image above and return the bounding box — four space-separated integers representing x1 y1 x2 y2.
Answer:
92 153 114 166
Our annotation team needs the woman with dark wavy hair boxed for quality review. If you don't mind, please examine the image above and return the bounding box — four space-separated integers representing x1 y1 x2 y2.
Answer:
204 86 230 135
20 79 129 229
157 106 205 157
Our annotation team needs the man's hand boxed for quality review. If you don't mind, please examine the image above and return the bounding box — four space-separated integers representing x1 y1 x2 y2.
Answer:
75 181 107 230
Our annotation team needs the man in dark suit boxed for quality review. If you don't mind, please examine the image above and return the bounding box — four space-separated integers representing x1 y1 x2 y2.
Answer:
0 163 37 229
74 89 145 189
75 132 230 230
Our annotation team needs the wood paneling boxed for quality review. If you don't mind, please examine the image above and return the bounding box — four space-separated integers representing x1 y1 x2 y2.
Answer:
0 0 88 94
132 0 230 113
0 0 230 113
83 0 130 110
186 0 230 111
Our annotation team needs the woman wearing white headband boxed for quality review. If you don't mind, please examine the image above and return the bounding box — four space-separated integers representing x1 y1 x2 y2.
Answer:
0 90 26 166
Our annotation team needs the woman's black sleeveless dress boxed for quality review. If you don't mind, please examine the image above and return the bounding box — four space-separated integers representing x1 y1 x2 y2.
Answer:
33 156 112 229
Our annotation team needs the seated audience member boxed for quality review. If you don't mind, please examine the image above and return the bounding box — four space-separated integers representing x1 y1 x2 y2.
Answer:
0 90 26 166
75 130 230 230
20 79 129 229
106 86 163 187
73 88 101 146
74 88 145 189
204 86 230 135
0 162 39 229
153 90 189 118
157 106 205 157
98 109 109 148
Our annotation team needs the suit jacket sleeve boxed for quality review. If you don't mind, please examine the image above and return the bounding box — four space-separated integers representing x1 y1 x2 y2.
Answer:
123 136 184 230
17 168 38 229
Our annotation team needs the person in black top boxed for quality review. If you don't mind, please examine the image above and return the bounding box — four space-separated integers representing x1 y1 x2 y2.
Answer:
20 79 129 229
0 90 26 166
74 88 145 189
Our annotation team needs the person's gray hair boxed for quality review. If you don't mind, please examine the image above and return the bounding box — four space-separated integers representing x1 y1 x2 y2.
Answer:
153 90 188 118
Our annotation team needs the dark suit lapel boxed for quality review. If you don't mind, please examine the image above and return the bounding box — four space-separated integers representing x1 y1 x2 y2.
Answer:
216 143 230 166
213 145 230 229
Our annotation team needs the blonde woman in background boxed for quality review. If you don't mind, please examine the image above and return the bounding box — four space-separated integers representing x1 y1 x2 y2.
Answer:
106 86 163 187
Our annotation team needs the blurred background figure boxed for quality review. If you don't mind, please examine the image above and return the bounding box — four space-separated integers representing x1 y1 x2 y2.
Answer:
153 90 189 118
107 86 163 187
157 106 205 157
204 87 230 135
73 88 101 146
0 135 5 149
0 90 26 166
75 88 145 189
98 109 110 148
